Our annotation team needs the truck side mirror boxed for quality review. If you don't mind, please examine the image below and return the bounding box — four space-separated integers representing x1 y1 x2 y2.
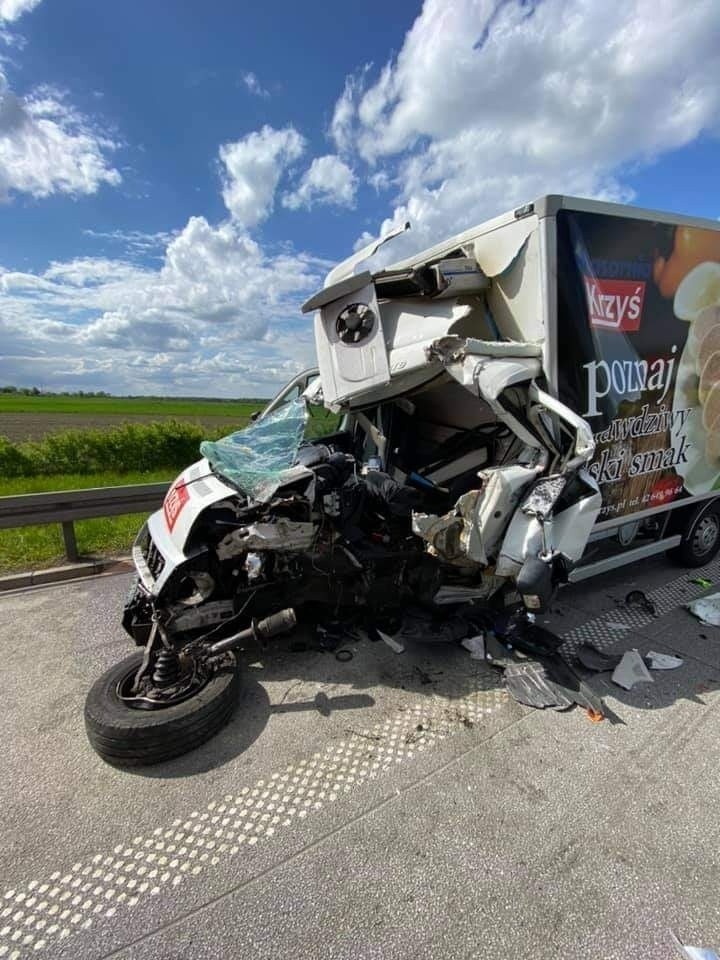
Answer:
250 410 261 422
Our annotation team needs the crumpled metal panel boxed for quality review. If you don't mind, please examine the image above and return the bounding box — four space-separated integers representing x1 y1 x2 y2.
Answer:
412 464 541 566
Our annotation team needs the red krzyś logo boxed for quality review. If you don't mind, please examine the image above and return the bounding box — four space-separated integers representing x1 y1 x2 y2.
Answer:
163 480 189 531
584 277 646 331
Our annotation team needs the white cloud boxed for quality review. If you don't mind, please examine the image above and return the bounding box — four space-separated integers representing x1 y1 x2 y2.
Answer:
0 71 121 200
333 0 720 256
83 228 178 259
242 71 269 98
329 65 374 155
0 214 326 395
219 125 305 227
0 0 40 22
282 154 356 210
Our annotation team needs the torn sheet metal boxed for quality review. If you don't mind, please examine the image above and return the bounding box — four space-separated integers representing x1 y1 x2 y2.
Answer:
473 216 536 278
473 217 544 344
497 468 601 575
320 222 410 290
426 334 543 362
687 592 720 626
611 649 654 690
412 464 542 566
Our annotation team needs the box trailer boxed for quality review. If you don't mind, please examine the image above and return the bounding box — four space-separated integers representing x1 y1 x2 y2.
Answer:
307 194 720 584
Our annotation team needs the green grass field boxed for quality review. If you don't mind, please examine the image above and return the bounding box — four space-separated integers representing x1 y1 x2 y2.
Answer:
0 470 174 573
0 399 344 574
0 395 262 417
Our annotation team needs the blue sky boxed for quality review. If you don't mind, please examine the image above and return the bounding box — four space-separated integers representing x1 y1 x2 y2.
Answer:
1 0 719 396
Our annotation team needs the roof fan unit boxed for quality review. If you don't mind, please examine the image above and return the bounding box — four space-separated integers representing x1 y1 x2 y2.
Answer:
336 302 376 344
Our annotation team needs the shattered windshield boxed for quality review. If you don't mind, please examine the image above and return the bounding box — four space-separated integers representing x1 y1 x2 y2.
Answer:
200 397 308 500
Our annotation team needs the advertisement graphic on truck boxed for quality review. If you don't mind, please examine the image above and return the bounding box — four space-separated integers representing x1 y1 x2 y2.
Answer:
557 210 720 522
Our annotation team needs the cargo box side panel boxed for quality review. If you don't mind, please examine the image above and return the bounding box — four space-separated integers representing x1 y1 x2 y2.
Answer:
555 207 720 526
473 216 545 346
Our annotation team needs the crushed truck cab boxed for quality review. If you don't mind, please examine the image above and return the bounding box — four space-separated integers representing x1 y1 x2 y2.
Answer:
302 201 604 609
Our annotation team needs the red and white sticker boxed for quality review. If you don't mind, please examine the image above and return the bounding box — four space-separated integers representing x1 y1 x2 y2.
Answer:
163 479 189 531
584 276 646 331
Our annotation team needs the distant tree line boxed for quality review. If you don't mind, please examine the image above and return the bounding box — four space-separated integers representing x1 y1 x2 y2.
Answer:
0 385 111 397
0 385 269 402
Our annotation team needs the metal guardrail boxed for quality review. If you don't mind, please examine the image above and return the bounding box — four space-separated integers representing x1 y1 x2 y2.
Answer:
0 482 169 562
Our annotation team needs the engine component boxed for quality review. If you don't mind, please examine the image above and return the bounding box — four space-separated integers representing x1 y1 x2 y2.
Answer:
216 520 316 560
171 600 235 632
244 552 264 581
177 570 215 606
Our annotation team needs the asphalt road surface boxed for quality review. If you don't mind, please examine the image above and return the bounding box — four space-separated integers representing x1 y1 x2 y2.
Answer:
1 555 719 960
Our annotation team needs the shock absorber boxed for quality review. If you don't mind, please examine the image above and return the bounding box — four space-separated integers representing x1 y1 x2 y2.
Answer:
207 608 297 657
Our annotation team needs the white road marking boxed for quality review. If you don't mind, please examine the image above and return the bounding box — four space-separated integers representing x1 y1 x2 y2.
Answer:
0 676 507 957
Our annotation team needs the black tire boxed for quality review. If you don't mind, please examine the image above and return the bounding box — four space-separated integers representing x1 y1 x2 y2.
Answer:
668 504 720 568
84 653 239 767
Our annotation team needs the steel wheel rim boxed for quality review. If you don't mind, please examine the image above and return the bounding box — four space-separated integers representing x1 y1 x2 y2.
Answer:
693 514 719 555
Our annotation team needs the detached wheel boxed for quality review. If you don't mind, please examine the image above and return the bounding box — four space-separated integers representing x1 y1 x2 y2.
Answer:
84 652 239 767
668 504 720 568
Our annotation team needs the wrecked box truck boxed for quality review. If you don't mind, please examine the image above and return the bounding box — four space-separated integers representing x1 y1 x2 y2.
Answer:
85 195 720 765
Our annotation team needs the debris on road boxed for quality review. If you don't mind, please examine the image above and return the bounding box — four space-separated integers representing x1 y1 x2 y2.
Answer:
670 930 719 960
335 648 353 662
461 634 486 660
646 650 683 670
625 589 656 616
605 621 632 630
611 649 654 690
687 592 720 626
577 643 622 673
373 627 405 654
690 577 713 589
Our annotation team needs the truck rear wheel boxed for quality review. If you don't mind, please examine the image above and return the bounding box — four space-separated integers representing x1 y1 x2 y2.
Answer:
668 503 720 568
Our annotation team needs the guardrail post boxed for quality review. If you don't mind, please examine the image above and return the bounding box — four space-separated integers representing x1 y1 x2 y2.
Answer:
61 521 79 563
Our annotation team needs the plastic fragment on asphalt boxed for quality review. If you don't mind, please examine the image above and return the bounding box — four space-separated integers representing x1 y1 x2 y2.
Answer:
577 643 622 672
586 708 604 723
461 634 486 660
670 930 719 960
377 629 405 654
611 649 654 690
690 577 713 589
687 592 720 626
646 650 684 670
